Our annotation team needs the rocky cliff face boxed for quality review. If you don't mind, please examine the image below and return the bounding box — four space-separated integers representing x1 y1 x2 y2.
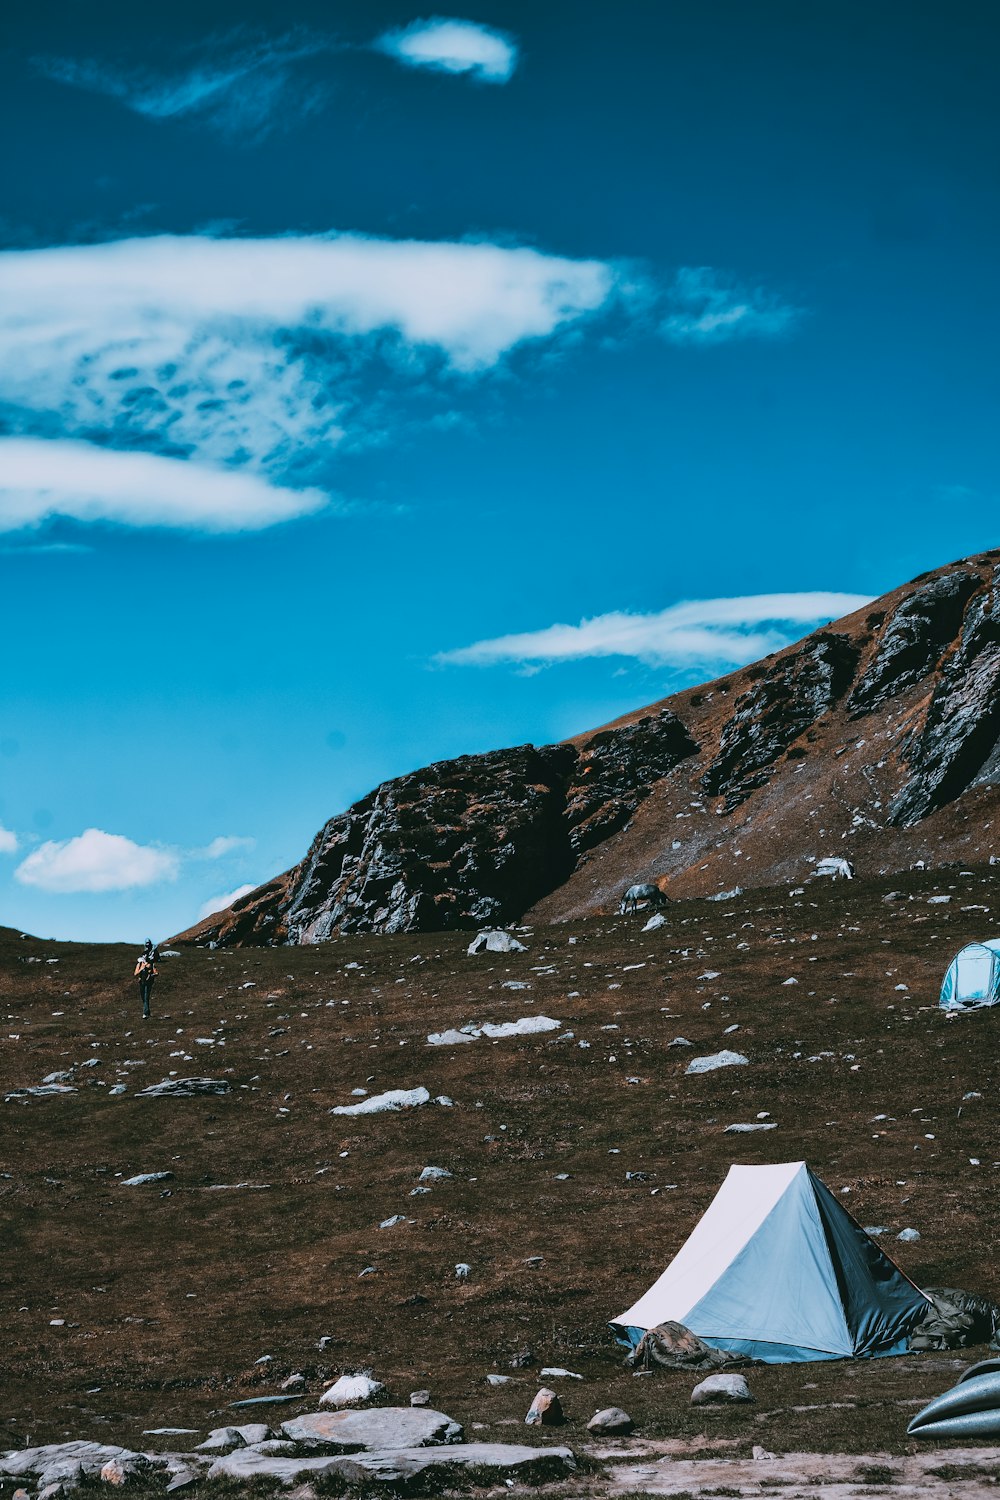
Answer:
177 550 1000 946
182 711 697 945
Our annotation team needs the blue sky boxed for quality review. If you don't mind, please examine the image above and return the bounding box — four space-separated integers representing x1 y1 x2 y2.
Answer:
0 0 998 941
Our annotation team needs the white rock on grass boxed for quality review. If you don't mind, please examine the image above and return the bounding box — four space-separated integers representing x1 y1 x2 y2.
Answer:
467 930 527 955
587 1407 634 1435
897 1227 921 1243
685 1050 749 1075
121 1172 173 1187
418 1166 452 1182
540 1367 583 1380
427 1016 560 1046
725 1122 777 1134
691 1373 754 1405
319 1374 384 1408
331 1088 430 1117
642 914 666 932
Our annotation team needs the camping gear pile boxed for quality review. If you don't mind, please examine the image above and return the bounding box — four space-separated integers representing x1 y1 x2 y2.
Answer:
612 1162 1000 1375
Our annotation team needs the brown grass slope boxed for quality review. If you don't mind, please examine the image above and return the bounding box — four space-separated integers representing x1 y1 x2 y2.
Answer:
4 868 1000 1459
175 550 1000 947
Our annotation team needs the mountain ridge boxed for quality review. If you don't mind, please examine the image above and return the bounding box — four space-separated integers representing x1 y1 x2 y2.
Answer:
175 549 1000 945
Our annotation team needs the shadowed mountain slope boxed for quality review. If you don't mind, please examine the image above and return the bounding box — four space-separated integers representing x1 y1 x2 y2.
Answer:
175 551 1000 946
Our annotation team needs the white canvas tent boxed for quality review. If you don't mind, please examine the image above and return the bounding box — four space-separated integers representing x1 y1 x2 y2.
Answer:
611 1162 928 1364
940 941 1000 1010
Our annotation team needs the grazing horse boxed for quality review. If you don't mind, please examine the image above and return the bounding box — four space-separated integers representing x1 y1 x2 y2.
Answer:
619 882 667 915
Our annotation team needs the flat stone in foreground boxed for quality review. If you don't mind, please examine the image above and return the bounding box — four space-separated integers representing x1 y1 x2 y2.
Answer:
209 1442 574 1490
609 1446 1000 1498
281 1408 462 1450
0 1444 144 1479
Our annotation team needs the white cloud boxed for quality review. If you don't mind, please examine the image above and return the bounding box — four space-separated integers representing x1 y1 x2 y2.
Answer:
663 267 797 345
0 826 18 854
436 592 872 670
197 835 256 859
197 884 256 922
375 18 518 82
15 828 179 893
0 439 326 533
34 32 330 140
0 232 619 508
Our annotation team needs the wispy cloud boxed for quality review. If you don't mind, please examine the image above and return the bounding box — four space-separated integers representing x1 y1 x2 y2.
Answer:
0 234 801 533
196 835 256 859
0 825 19 855
33 31 331 142
197 884 256 921
0 231 621 529
0 439 327 533
436 593 872 671
374 18 518 82
15 828 179 893
662 267 798 345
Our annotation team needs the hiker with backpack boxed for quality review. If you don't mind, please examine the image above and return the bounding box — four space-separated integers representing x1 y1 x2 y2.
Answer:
134 939 158 1019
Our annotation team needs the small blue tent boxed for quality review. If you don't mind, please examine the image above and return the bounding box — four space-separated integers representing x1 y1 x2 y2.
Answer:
940 941 1000 1010
611 1162 928 1364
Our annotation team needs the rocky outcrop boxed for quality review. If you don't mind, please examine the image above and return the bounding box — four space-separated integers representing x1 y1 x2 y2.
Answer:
848 570 980 717
564 710 696 853
891 570 1000 826
701 633 859 809
179 713 698 946
174 550 1000 944
283 745 577 942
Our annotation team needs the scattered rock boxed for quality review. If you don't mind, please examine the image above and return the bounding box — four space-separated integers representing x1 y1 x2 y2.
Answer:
196 1428 257 1453
136 1078 229 1098
409 1391 431 1408
725 1122 777 1133
509 1349 535 1369
319 1374 385 1408
121 1172 173 1187
486 1374 514 1387
685 1050 749 1075
467 930 528 955
99 1457 150 1486
281 1373 306 1392
898 1227 922 1242
540 1367 583 1380
753 1444 777 1460
587 1407 634 1435
418 1166 452 1182
525 1388 564 1426
691 1373 755 1405
642 913 666 932
331 1087 431 1117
